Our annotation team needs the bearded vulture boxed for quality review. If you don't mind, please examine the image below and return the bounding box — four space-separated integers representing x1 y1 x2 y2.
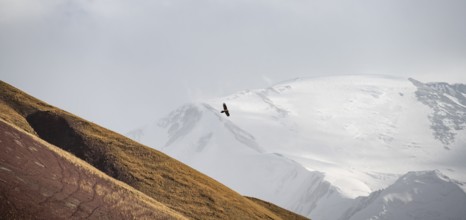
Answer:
221 103 230 117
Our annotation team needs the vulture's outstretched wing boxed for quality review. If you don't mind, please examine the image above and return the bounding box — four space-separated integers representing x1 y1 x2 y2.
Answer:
221 103 230 117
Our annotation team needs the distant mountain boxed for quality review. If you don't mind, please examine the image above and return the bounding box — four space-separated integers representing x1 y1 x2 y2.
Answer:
0 81 307 220
128 75 466 219
340 170 466 220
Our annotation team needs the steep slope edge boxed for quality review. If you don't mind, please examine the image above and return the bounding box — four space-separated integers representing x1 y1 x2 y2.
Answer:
0 81 306 219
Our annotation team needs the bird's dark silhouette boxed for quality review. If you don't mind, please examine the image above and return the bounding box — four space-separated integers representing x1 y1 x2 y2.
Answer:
221 103 230 117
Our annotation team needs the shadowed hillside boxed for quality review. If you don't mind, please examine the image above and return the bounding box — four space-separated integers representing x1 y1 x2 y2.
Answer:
0 81 308 220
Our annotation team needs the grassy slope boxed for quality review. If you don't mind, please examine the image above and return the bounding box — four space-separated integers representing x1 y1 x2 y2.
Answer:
0 81 309 220
246 197 308 220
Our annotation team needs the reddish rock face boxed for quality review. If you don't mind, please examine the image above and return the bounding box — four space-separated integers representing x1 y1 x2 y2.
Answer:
0 120 183 220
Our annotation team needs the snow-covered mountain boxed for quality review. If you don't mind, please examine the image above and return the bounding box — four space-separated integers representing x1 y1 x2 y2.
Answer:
341 170 466 220
127 75 466 219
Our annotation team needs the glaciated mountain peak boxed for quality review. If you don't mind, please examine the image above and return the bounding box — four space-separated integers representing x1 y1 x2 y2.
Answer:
128 75 466 220
342 170 466 220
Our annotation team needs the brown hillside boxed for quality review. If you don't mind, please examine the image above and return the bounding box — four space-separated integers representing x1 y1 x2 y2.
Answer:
246 197 308 220
0 81 309 219
0 119 186 219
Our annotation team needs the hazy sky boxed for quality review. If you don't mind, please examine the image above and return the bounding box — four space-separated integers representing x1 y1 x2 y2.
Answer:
1 0 466 133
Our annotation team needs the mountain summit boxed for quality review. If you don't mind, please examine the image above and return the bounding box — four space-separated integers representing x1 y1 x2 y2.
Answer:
128 75 466 219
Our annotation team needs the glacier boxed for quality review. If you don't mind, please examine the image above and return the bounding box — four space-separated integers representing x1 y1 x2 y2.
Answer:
127 75 466 219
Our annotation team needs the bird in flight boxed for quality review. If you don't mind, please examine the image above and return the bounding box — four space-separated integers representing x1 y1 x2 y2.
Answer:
221 103 230 117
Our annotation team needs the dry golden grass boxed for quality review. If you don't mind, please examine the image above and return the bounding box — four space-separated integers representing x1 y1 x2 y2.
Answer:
246 197 309 220
0 80 310 220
